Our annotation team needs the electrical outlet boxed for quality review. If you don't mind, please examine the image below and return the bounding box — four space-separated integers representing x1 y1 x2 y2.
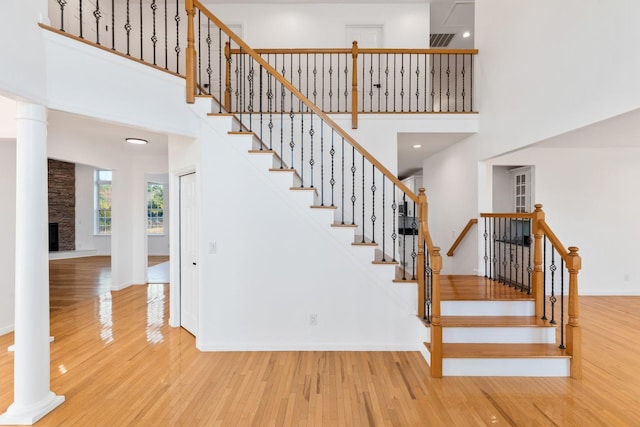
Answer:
309 314 318 326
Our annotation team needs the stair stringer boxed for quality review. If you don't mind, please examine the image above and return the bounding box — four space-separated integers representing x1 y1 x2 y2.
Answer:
182 105 422 351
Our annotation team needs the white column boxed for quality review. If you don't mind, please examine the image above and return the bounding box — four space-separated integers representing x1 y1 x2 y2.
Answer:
0 103 64 424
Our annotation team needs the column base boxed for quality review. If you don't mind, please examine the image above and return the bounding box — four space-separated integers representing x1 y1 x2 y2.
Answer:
0 392 64 425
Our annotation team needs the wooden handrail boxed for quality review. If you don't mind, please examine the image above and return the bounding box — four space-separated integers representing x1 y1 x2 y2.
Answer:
480 212 534 219
190 0 417 202
229 47 479 55
447 218 477 257
537 220 570 263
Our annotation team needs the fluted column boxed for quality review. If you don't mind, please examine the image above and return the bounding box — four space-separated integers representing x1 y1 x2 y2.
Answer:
0 102 64 425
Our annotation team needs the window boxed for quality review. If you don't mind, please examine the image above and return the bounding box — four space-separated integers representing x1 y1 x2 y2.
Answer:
511 166 532 213
96 170 112 234
147 183 164 234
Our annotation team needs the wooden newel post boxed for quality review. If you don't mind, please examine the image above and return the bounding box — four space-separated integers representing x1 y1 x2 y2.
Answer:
417 188 427 319
224 41 231 111
430 247 443 378
185 0 195 104
531 204 545 318
566 246 582 379
351 40 359 129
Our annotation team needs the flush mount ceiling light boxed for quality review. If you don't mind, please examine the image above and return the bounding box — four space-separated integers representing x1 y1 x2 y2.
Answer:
125 137 148 145
462 31 471 38
413 144 422 148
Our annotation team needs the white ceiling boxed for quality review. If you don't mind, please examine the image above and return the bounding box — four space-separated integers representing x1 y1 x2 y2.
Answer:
397 132 471 178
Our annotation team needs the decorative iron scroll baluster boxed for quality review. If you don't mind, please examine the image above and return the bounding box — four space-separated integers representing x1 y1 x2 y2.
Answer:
174 0 180 73
401 193 407 280
411 202 417 280
361 155 365 243
93 0 102 45
344 53 349 112
461 56 466 112
351 147 356 225
206 22 212 96
370 165 376 244
111 0 115 49
236 47 242 120
407 54 411 111
57 0 67 32
328 56 333 111
306 54 310 106
400 55 405 112
368 54 374 112
423 54 427 112
300 105 305 186
385 54 390 112
378 54 382 112
322 55 326 111
438 54 443 112
508 217 513 287
430 54 435 112
313 54 318 105
381 176 386 261
527 238 532 294
289 99 295 168
151 0 158 64
79 0 84 38
330 129 335 207
393 54 397 112
502 218 508 284
320 122 324 205
549 248 557 324
483 217 489 278
248 61 255 130
455 55 458 112
267 71 274 150
559 258 566 349
415 56 420 112
446 55 451 112
392 186 397 262
492 219 498 280
309 112 315 188
139 0 143 60
125 0 131 55
542 235 548 320
470 54 474 112
336 54 340 111
341 137 345 224
425 247 432 321
217 28 222 111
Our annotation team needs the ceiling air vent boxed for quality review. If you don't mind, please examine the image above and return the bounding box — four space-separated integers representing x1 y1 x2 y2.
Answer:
430 33 455 48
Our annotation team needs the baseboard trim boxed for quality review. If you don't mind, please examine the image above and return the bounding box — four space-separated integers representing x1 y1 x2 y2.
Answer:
49 250 97 260
0 324 14 337
196 342 420 352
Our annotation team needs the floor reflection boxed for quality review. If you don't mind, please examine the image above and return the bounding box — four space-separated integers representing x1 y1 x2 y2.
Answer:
146 283 165 344
98 292 113 344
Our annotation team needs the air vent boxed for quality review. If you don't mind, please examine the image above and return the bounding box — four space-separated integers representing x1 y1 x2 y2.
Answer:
430 33 455 48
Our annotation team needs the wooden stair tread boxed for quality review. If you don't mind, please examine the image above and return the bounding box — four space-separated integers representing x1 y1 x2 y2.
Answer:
248 149 275 154
331 223 357 228
393 278 417 283
425 342 570 359
440 275 535 301
372 260 399 265
440 316 555 327
352 241 378 247
229 131 255 135
311 205 337 209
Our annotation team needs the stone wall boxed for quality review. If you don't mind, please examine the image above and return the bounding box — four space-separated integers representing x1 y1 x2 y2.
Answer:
48 159 75 251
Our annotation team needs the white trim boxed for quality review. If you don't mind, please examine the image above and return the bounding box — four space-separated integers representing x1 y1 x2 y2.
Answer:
48 250 97 260
0 325 14 337
196 343 420 352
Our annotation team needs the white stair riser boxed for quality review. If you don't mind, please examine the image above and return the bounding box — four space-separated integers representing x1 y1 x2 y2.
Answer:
442 357 570 377
442 300 535 316
443 327 556 344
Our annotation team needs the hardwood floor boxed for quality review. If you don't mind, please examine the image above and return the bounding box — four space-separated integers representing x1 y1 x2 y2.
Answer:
1 257 640 425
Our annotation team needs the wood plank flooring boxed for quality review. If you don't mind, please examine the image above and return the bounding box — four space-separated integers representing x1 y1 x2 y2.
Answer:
1 257 639 425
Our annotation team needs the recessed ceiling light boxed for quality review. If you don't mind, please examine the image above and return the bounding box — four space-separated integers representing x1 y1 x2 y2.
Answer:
462 31 471 38
126 137 148 145
413 144 422 148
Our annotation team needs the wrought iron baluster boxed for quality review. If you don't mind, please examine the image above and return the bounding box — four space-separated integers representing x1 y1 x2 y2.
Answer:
79 0 84 38
430 54 435 112
341 137 345 224
461 55 467 113
57 0 67 32
509 217 514 287
559 259 566 349
549 248 557 324
439 54 443 112
139 0 143 60
289 96 295 168
174 0 180 74
248 60 255 130
407 54 411 111
259 64 263 141
196 11 201 93
322 54 326 111
492 218 498 281
344 53 349 112
423 54 427 112
313 54 318 105
527 234 532 294
351 147 356 225
300 105 305 186
401 193 407 280
377 54 381 112
267 70 274 151
393 54 397 112
206 21 212 96
361 155 365 243
370 166 376 244
151 0 158 64
411 202 417 280
319 122 324 205
426 246 432 321
309 112 315 188
164 0 168 69
111 0 115 49
542 236 548 320
446 54 451 112
330 129 335 207
381 176 386 261
392 186 397 262
385 53 390 112
470 54 474 112
306 54 310 107
483 217 489 277
400 54 405 112
368 54 374 112
93 0 102 45
125 0 131 55
336 54 340 111
455 55 458 112
329 55 333 112
415 54 420 112
218 28 222 111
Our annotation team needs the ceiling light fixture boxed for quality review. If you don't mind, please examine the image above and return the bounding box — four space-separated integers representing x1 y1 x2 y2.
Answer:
462 31 471 38
125 137 148 145
413 144 422 148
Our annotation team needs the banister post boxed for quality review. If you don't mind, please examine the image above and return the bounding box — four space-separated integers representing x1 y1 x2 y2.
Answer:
430 247 443 378
417 188 427 319
351 40 359 129
531 204 545 318
566 246 582 379
224 41 231 111
185 0 195 104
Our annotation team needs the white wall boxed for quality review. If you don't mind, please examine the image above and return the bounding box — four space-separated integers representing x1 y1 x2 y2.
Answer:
0 139 16 335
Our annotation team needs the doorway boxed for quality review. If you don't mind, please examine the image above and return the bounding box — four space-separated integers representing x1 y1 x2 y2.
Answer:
179 172 198 335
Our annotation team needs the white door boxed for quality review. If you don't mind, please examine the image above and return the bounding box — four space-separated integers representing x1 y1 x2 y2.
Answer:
180 173 198 335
